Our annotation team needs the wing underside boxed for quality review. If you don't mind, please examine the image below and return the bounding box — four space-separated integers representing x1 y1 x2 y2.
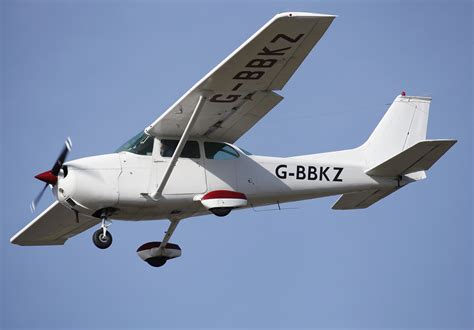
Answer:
332 188 400 210
146 12 335 142
10 201 99 246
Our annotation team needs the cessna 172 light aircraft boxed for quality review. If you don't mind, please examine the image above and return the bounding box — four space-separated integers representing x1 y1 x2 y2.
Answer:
11 12 456 267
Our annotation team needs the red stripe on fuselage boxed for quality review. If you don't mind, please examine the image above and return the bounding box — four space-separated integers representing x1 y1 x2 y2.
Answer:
202 190 247 201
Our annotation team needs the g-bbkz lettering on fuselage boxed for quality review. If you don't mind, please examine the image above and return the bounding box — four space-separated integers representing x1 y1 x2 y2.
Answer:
275 165 344 182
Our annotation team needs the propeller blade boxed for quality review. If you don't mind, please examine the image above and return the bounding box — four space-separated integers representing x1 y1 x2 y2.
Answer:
51 137 72 175
30 183 48 213
31 137 72 212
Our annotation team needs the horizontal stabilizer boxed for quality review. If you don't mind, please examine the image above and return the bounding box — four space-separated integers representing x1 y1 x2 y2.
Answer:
332 187 399 210
366 139 457 177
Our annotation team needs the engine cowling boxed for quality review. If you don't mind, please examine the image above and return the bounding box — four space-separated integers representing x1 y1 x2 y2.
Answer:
136 242 181 267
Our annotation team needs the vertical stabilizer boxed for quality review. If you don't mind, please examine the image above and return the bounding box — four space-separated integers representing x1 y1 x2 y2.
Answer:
361 94 431 167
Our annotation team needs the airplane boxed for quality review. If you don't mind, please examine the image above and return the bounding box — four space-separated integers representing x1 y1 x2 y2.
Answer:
10 12 456 267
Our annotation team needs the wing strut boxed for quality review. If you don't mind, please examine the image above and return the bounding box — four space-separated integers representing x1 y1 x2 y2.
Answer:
158 219 180 251
150 95 207 200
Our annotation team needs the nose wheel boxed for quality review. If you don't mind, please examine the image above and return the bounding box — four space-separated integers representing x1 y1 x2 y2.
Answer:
92 217 113 249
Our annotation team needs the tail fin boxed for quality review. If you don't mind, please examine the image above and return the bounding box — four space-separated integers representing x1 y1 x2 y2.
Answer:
361 94 431 167
332 93 456 210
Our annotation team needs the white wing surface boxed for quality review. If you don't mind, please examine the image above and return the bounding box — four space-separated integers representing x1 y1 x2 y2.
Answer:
332 188 400 210
10 201 100 246
146 12 335 142
366 140 457 177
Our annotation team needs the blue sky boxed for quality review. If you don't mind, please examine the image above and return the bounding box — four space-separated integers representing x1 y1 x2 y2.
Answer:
1 1 472 329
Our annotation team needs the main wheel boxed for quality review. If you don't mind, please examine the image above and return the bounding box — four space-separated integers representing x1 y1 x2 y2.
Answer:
92 229 113 249
210 207 232 217
146 256 168 267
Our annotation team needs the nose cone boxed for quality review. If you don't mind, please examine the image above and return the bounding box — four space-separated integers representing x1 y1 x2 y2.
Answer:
35 170 57 185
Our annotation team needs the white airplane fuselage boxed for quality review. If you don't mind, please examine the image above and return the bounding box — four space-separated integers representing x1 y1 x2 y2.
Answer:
55 139 399 222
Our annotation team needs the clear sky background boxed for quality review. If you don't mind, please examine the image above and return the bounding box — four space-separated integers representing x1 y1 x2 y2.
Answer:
1 1 472 329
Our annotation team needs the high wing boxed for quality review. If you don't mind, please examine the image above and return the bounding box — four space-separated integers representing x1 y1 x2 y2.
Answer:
146 12 335 143
10 201 100 246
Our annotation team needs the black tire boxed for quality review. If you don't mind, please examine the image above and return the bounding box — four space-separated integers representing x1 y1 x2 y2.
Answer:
92 229 113 249
146 256 168 267
210 207 232 217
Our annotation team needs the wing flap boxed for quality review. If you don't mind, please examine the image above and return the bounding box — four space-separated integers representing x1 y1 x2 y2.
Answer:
366 139 457 177
10 201 100 246
207 91 284 142
332 187 399 210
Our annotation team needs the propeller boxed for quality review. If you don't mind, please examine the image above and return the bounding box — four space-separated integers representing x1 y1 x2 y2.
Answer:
30 137 72 212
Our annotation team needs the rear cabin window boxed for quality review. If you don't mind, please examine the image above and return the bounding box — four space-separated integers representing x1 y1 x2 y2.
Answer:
204 142 240 160
160 140 200 158
116 131 154 156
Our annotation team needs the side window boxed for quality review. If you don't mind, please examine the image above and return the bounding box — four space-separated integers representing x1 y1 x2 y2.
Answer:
205 142 240 160
160 140 200 159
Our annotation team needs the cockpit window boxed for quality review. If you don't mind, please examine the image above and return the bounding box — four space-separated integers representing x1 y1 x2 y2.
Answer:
116 131 154 155
205 142 240 160
160 139 200 159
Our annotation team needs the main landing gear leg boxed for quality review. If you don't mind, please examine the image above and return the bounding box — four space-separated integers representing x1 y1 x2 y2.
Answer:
92 214 113 249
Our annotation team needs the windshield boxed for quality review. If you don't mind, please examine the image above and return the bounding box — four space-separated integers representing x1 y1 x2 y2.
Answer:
238 146 253 155
116 131 154 155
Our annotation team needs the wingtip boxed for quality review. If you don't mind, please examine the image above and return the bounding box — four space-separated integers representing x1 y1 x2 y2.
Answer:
10 232 20 244
276 12 337 19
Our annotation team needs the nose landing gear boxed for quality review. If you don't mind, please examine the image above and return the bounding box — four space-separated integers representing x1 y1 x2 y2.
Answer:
92 216 113 249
